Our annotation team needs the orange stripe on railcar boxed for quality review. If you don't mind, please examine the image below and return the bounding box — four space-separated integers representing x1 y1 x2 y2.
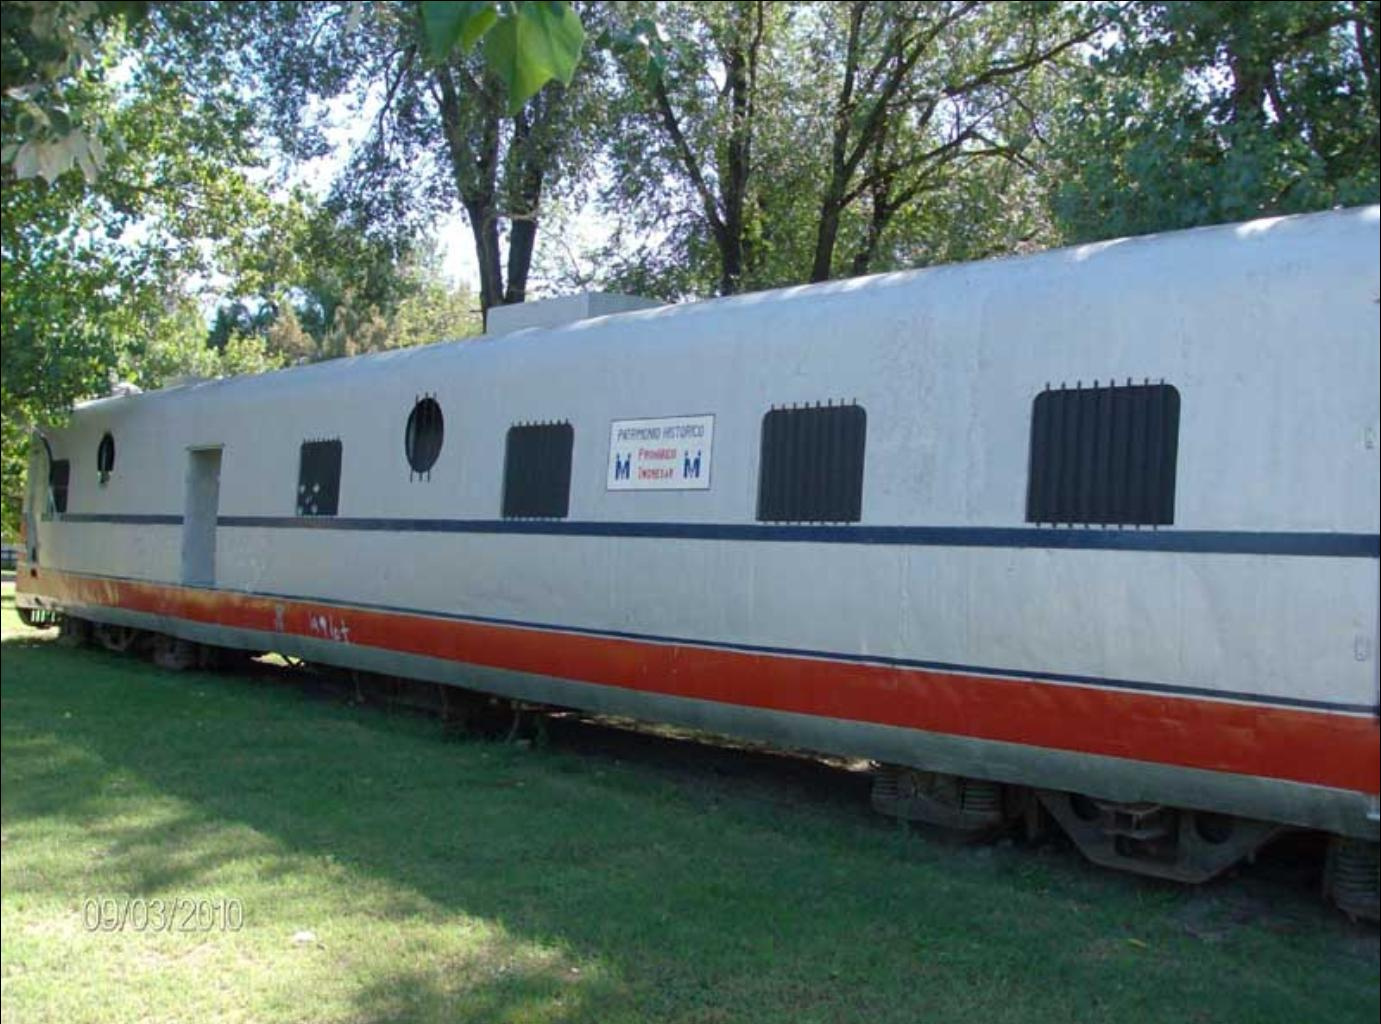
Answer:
24 567 1380 796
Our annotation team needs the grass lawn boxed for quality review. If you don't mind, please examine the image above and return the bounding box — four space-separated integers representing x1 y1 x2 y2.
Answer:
2 579 1377 1023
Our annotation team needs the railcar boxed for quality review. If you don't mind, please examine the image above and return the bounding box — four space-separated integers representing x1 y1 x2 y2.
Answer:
16 207 1380 916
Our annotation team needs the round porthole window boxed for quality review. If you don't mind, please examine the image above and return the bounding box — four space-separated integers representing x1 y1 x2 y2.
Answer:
405 397 444 475
96 432 116 483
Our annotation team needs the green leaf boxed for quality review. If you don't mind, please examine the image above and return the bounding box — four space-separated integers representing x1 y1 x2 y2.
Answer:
458 5 499 50
644 53 666 91
419 1 499 62
483 1 585 112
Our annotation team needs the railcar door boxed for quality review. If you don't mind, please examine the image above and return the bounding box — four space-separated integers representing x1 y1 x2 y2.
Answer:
182 447 222 586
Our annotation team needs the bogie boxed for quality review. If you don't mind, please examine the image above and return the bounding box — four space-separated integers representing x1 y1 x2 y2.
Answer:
1034 789 1280 884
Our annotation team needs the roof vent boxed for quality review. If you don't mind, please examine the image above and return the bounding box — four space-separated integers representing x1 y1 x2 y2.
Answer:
486 291 663 337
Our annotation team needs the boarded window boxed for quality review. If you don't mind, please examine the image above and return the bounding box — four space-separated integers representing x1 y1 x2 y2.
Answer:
1026 382 1180 526
757 403 867 523
405 396 444 477
49 459 70 514
297 439 342 517
97 432 115 483
502 423 573 519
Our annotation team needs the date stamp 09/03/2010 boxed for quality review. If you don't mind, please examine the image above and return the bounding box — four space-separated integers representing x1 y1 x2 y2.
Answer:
81 897 244 933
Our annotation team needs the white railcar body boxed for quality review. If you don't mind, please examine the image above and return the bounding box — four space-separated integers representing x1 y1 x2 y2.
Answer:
18 207 1381 847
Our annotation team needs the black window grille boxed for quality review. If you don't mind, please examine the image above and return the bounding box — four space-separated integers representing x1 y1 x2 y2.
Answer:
757 403 867 523
96 432 115 483
49 459 70 514
405 396 444 477
1026 381 1179 526
502 422 573 519
297 439 342 517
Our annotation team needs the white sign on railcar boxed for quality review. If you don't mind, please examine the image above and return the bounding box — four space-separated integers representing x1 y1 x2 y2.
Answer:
607 415 715 490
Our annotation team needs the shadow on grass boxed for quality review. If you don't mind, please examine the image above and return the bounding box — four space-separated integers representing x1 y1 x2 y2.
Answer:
2 635 1376 1024
349 962 599 1024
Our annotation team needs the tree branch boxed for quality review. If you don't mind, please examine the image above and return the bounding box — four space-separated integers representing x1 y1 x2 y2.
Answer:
652 76 727 244
943 22 1097 99
374 45 416 140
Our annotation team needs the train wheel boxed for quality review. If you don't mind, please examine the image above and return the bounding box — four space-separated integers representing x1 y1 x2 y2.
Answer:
92 622 143 654
151 634 203 671
57 617 91 647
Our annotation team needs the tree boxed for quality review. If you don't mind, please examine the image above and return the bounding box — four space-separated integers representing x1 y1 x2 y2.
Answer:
233 238 482 362
2 0 585 184
1 5 419 534
802 1 1094 281
209 1 596 319
642 1 773 297
385 258 484 349
210 196 435 359
0 1 574 533
1049 1 1380 241
2 4 266 534
0 163 285 535
1 0 147 182
598 1 1092 298
600 2 789 297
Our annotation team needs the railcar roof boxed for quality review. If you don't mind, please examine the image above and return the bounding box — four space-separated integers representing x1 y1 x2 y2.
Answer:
75 204 1379 414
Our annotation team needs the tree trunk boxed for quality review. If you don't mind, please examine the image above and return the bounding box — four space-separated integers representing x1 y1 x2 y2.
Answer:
503 221 536 305
716 3 760 295
650 2 763 296
849 196 891 277
463 199 504 313
503 109 546 305
810 2 864 283
811 196 845 282
435 66 506 315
